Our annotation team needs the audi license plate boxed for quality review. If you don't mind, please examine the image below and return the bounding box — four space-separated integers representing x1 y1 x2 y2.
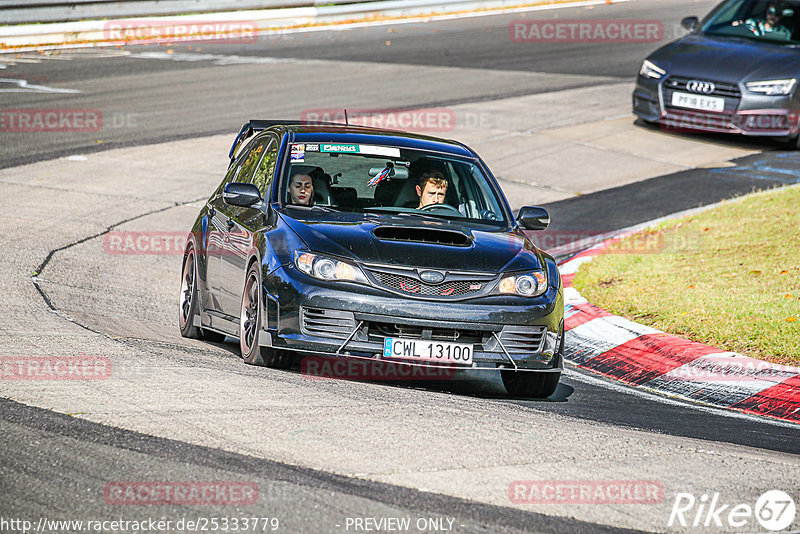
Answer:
383 338 473 366
671 91 725 113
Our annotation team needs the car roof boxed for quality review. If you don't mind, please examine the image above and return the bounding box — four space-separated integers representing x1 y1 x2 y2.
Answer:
256 121 478 159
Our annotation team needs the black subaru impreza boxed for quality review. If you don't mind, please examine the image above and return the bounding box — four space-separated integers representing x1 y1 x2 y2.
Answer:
179 121 563 398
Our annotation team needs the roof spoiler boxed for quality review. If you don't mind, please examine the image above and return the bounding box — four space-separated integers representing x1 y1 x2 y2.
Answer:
228 119 356 164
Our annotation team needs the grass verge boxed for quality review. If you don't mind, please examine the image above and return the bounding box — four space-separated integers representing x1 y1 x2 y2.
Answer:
572 185 800 366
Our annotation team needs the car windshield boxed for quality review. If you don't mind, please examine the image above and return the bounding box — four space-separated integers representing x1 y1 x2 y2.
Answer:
279 142 508 225
702 0 800 43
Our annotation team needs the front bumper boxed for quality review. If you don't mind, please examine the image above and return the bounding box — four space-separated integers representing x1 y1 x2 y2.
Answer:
260 264 564 372
633 74 800 139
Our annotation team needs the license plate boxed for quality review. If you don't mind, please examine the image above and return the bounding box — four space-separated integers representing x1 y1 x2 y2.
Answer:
671 91 725 112
383 338 473 366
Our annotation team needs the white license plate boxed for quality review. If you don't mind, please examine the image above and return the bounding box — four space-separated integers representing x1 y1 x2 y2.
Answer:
671 91 725 112
383 338 473 365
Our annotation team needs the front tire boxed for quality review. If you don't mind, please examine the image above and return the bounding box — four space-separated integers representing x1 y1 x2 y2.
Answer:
240 263 289 369
501 370 560 398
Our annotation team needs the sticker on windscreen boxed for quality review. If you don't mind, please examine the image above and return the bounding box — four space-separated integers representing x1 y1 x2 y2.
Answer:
318 144 401 157
291 144 305 162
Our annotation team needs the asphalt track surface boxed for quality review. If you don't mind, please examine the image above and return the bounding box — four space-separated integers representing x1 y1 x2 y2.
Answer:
0 0 745 169
2 0 800 532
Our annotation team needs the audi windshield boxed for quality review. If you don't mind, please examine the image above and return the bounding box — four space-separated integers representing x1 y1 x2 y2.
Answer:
702 0 800 44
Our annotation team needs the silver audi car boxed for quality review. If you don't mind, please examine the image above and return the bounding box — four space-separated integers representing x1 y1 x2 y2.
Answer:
633 0 800 147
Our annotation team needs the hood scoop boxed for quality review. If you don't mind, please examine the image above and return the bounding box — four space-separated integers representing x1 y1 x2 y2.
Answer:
373 226 471 247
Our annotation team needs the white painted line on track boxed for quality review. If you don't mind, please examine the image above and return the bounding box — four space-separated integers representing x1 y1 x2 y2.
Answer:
0 0 634 54
0 77 81 93
255 0 635 37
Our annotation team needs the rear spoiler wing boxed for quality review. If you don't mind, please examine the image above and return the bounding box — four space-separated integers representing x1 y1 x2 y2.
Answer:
227 119 355 164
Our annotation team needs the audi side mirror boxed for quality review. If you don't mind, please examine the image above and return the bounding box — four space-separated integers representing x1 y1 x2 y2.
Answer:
517 206 550 231
223 183 262 208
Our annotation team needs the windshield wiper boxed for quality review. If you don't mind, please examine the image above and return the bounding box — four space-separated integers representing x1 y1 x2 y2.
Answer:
394 211 455 222
283 204 340 213
363 206 440 221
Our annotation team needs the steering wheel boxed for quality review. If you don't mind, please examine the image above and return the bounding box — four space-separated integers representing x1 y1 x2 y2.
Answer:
419 203 461 215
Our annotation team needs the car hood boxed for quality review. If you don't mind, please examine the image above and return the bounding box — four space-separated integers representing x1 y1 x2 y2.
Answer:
649 34 800 82
279 211 543 273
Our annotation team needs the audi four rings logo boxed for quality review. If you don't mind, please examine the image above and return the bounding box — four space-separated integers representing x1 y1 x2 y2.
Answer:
419 270 446 283
686 80 716 94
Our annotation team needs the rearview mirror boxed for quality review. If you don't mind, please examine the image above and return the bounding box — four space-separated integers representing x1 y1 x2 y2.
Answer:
517 206 550 231
223 183 262 208
368 164 409 179
681 16 699 31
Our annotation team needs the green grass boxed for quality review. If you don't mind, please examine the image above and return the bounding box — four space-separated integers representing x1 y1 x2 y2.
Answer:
573 186 800 366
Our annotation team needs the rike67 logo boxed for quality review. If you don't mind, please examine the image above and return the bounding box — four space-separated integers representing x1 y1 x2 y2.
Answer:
669 490 796 531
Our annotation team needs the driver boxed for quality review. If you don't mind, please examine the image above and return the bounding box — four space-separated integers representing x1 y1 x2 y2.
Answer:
416 169 448 209
741 2 792 39
288 171 314 206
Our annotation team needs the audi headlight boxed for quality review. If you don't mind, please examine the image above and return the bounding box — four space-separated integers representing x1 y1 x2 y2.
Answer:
294 251 368 283
639 60 666 80
746 79 796 96
496 271 547 297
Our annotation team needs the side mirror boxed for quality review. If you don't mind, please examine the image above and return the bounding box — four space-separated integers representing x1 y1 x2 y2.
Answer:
517 206 550 231
681 16 699 31
223 183 262 207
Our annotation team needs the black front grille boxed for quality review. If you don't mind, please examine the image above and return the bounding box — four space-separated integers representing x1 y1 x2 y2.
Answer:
498 326 547 353
371 271 486 297
300 307 357 339
368 322 485 344
664 77 741 99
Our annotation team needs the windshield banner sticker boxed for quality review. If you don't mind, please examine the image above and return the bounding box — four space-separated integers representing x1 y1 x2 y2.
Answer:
320 144 359 153
316 144 401 157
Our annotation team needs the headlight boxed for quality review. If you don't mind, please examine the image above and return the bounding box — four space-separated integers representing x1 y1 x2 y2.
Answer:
294 251 369 284
745 79 796 96
639 60 666 80
496 271 547 297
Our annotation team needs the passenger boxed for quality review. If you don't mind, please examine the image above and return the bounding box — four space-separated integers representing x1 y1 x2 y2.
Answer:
288 171 314 206
741 3 792 39
415 169 448 209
